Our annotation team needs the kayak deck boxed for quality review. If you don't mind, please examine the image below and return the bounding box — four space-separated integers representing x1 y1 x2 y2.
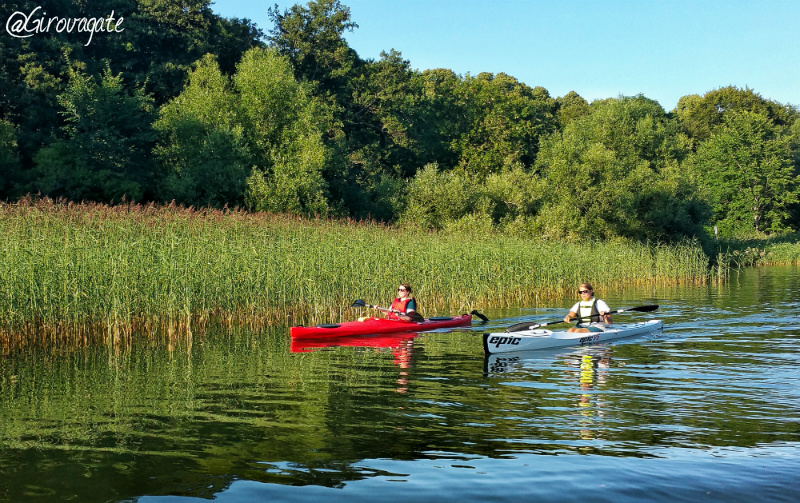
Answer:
483 319 663 353
291 314 473 339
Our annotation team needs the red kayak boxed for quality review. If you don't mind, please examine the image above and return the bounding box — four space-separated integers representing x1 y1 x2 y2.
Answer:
290 313 474 339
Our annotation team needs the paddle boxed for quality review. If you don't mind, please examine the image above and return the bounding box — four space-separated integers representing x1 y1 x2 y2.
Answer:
505 304 659 333
351 298 395 314
350 299 490 323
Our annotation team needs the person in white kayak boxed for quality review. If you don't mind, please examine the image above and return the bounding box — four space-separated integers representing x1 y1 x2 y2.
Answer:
563 283 612 333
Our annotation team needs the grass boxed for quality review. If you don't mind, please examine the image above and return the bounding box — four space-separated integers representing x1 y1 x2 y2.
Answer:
709 232 800 268
1 197 712 352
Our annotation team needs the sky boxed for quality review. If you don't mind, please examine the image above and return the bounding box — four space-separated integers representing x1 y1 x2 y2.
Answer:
210 0 800 111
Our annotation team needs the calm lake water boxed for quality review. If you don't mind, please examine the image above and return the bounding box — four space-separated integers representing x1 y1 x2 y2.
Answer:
1 265 799 503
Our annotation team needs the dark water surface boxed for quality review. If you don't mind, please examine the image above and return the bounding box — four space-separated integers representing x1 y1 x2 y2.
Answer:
2 266 799 502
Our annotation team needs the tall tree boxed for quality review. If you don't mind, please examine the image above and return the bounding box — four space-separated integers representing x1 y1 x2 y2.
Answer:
0 120 21 197
676 86 797 149
329 49 421 220
534 95 707 241
153 54 250 208
451 72 557 178
556 91 591 128
414 68 467 169
689 110 799 234
154 48 330 214
31 66 156 203
235 47 330 215
268 0 358 104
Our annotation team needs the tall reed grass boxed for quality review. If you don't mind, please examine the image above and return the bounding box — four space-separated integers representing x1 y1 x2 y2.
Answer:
761 240 800 265
0 197 710 351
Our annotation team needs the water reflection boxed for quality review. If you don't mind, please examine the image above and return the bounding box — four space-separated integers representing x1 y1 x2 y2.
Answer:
570 352 610 443
290 332 421 394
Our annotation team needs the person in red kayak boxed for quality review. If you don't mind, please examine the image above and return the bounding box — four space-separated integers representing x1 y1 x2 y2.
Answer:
387 283 424 322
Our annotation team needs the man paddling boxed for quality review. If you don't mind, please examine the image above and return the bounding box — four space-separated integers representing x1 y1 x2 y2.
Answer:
563 283 612 333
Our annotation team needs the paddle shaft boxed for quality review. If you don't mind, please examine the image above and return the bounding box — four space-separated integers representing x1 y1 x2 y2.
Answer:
505 304 659 332
351 299 489 323
371 305 400 315
351 299 399 314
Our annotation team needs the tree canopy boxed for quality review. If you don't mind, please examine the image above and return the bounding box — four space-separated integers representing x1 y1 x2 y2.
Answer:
1 0 799 241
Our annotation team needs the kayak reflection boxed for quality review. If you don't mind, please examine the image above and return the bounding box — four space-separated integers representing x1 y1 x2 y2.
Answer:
290 333 419 394
484 346 615 444
483 345 612 375
290 332 419 353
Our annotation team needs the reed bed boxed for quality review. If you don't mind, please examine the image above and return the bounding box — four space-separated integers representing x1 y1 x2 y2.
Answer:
0 198 710 351
761 241 800 265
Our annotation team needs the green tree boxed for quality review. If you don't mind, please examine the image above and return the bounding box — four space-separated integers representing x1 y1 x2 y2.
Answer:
155 48 330 214
268 0 358 104
675 86 796 149
689 110 799 234
0 119 21 196
347 50 420 177
534 95 706 241
556 91 591 128
31 66 156 203
452 73 557 178
154 54 250 208
414 68 466 169
401 163 489 230
400 163 546 234
269 0 421 220
234 47 330 214
328 49 422 220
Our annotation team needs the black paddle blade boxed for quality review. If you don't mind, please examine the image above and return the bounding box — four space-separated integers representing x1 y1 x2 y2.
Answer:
351 299 367 308
470 310 490 322
623 304 659 313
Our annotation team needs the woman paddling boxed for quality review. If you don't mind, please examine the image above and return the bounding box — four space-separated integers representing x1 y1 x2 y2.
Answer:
386 283 424 322
563 283 612 333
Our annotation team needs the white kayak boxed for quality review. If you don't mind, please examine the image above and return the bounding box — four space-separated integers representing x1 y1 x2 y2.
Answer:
483 319 663 354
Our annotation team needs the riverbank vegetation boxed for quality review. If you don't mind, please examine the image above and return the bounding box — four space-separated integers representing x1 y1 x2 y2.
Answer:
1 198 713 352
1 1 799 350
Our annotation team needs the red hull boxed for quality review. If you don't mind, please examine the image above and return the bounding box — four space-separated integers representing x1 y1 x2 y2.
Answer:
290 314 472 338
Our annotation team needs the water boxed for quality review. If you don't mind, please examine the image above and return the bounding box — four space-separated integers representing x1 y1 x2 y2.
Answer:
1 266 799 503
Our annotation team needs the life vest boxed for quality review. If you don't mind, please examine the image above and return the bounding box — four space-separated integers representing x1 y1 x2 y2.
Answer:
387 297 415 320
576 299 600 324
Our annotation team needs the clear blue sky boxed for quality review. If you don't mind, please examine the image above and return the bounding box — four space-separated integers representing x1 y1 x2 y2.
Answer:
211 0 800 111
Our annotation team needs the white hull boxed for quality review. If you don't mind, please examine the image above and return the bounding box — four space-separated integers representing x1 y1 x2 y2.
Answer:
483 320 663 353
